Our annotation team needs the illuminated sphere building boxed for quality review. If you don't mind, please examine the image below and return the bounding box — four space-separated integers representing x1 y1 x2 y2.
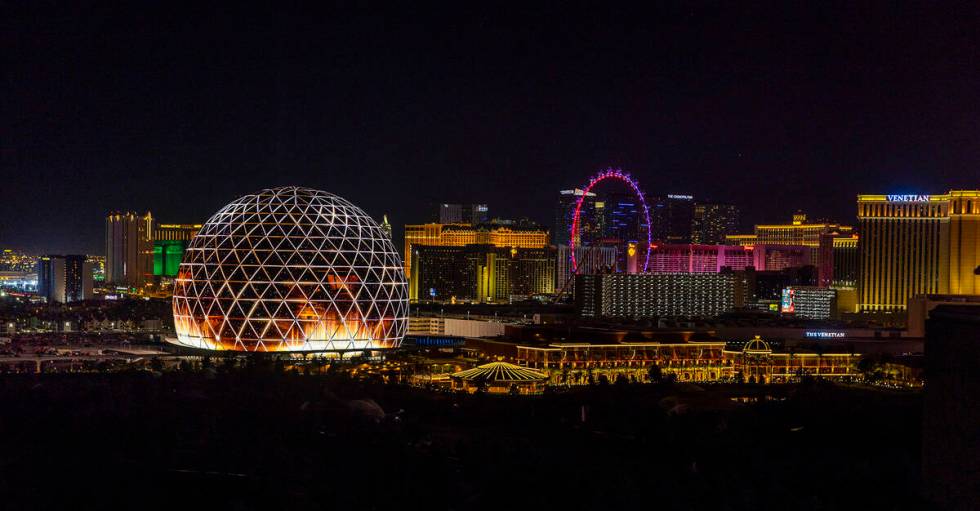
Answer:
172 186 408 352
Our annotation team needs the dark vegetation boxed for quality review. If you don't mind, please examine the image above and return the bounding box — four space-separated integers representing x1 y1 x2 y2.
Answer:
0 369 928 510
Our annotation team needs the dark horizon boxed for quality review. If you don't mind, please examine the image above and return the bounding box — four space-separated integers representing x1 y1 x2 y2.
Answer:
4 3 979 254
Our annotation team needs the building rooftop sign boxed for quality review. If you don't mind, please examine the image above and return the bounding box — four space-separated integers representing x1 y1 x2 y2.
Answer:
886 194 930 202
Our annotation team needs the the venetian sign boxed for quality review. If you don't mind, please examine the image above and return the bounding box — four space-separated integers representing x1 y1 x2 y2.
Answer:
804 331 847 339
887 194 929 202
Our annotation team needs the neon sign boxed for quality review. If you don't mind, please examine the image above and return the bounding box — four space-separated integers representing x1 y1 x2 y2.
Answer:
667 194 693 200
804 331 846 339
887 194 929 202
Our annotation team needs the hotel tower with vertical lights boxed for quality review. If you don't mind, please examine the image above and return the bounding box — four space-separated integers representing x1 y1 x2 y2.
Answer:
105 211 154 288
857 191 980 312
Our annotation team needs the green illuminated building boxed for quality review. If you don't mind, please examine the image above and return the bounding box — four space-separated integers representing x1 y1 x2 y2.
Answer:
153 240 187 277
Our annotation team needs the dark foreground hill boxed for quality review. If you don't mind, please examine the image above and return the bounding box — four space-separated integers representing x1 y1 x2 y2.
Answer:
0 371 929 510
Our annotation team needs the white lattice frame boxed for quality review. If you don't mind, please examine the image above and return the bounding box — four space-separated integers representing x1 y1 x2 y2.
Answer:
172 187 409 352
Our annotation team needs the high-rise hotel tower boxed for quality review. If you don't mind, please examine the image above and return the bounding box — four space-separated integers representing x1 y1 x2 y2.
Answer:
948 191 980 294
857 191 980 312
106 211 154 288
403 223 549 277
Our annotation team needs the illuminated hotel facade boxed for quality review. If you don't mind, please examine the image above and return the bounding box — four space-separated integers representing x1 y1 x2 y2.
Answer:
410 244 555 303
516 336 860 385
105 211 154 287
37 255 93 303
576 272 738 319
403 223 549 276
647 243 810 273
151 224 202 279
857 191 980 312
727 212 856 289
948 191 980 294
555 188 602 247
831 235 859 288
652 194 696 243
555 243 618 294
691 202 739 244
726 212 855 248
648 244 752 273
153 223 201 241
438 203 489 225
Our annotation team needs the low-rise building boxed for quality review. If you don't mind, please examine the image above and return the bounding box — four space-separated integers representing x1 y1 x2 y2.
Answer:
450 361 548 394
517 336 860 385
907 294 980 337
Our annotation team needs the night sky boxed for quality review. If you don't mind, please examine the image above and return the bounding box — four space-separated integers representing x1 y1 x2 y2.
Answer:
4 3 979 254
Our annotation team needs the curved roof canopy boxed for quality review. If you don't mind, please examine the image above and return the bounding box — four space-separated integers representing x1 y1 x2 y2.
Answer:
742 335 772 354
451 362 548 382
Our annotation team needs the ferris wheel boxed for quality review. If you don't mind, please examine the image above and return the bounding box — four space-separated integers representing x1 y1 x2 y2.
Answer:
569 168 653 272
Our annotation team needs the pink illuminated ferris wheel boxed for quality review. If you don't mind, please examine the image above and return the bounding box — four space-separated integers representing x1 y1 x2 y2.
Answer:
569 168 653 272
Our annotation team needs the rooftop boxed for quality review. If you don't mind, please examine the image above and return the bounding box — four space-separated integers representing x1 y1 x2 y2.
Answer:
451 361 547 382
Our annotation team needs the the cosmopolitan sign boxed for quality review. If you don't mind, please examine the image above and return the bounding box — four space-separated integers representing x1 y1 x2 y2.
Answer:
887 194 929 202
804 331 846 339
667 194 693 200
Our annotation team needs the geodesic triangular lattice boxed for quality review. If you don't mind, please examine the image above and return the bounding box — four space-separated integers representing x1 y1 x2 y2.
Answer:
172 186 408 352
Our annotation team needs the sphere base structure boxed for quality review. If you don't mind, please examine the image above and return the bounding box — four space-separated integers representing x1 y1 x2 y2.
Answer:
162 337 391 359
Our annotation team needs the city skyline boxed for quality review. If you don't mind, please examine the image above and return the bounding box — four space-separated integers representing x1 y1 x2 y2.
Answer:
3 5 978 509
5 4 979 254
1 183 974 256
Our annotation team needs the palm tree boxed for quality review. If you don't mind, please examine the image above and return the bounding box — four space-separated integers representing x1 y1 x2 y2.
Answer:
149 357 164 372
647 363 663 384
473 374 489 394
614 373 629 387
